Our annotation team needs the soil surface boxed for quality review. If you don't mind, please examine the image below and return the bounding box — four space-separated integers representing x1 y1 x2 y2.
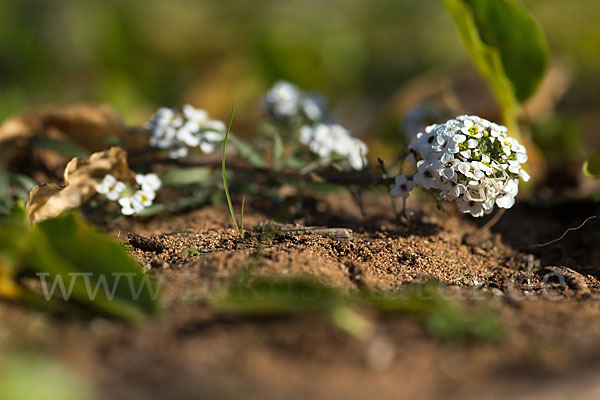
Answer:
2 190 600 400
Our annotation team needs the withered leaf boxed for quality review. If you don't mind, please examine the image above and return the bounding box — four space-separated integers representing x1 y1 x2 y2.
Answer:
0 103 132 172
26 147 136 223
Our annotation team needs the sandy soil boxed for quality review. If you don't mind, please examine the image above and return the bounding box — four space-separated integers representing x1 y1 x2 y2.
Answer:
1 189 600 400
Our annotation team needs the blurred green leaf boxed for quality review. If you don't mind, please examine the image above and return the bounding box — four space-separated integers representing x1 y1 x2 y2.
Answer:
161 167 212 186
31 137 91 159
0 168 10 215
443 0 548 105
211 277 345 315
531 114 583 158
272 131 283 171
210 276 500 341
12 174 36 193
583 153 600 179
361 284 501 341
9 199 27 223
29 213 156 322
281 157 311 171
228 136 266 168
0 211 157 322
0 355 98 400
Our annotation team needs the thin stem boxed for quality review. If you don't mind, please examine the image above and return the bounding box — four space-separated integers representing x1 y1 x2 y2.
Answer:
480 208 506 231
222 103 241 236
240 195 245 238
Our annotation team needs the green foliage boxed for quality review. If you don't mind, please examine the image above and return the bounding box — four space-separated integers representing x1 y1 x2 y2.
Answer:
222 105 245 238
0 355 99 400
0 168 36 217
443 0 548 132
0 168 9 216
31 137 91 159
181 247 200 257
583 152 600 179
210 276 372 338
212 277 345 314
210 276 501 342
0 212 157 323
271 130 284 171
161 167 212 187
531 114 583 158
361 284 501 341
228 136 266 168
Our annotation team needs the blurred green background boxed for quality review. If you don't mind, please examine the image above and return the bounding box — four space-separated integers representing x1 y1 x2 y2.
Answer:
1 0 598 153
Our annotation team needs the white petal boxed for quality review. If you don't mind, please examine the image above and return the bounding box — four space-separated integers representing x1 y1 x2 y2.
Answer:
496 194 515 209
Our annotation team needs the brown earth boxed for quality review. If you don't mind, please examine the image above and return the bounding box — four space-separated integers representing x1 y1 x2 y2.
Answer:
1 189 600 400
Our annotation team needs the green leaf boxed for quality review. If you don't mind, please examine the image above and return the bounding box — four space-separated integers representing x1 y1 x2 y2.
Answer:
12 174 37 193
210 277 345 315
228 136 266 168
0 355 99 400
443 0 548 104
583 153 600 179
9 199 27 223
161 167 212 186
28 212 157 322
281 157 311 171
272 130 283 171
0 168 10 215
31 137 91 159
361 284 501 341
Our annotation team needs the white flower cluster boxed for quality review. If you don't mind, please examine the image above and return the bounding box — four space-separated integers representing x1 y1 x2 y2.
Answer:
96 173 162 216
265 80 324 122
300 124 368 170
148 104 226 159
391 115 530 217
265 81 368 171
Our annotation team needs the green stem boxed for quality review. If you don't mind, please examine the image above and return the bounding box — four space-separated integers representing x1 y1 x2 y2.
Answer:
222 104 241 236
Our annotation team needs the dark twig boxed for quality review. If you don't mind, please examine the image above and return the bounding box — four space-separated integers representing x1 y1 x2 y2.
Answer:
533 215 597 248
127 232 166 254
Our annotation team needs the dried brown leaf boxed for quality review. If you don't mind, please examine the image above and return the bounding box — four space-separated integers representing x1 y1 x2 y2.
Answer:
0 103 130 170
26 147 136 223
0 103 127 147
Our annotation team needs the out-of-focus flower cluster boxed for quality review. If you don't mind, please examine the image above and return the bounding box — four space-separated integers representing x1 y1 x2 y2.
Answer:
391 115 529 217
265 81 368 171
300 124 367 170
148 104 226 159
265 81 325 123
96 173 161 215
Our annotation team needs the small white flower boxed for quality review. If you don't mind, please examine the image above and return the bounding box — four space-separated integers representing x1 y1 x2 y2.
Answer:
97 174 126 201
301 97 323 121
119 195 145 216
204 120 226 132
177 125 201 147
168 145 188 159
266 81 301 118
134 189 155 206
456 196 486 218
136 173 161 192
413 160 440 190
390 175 415 198
467 138 479 149
183 104 209 125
